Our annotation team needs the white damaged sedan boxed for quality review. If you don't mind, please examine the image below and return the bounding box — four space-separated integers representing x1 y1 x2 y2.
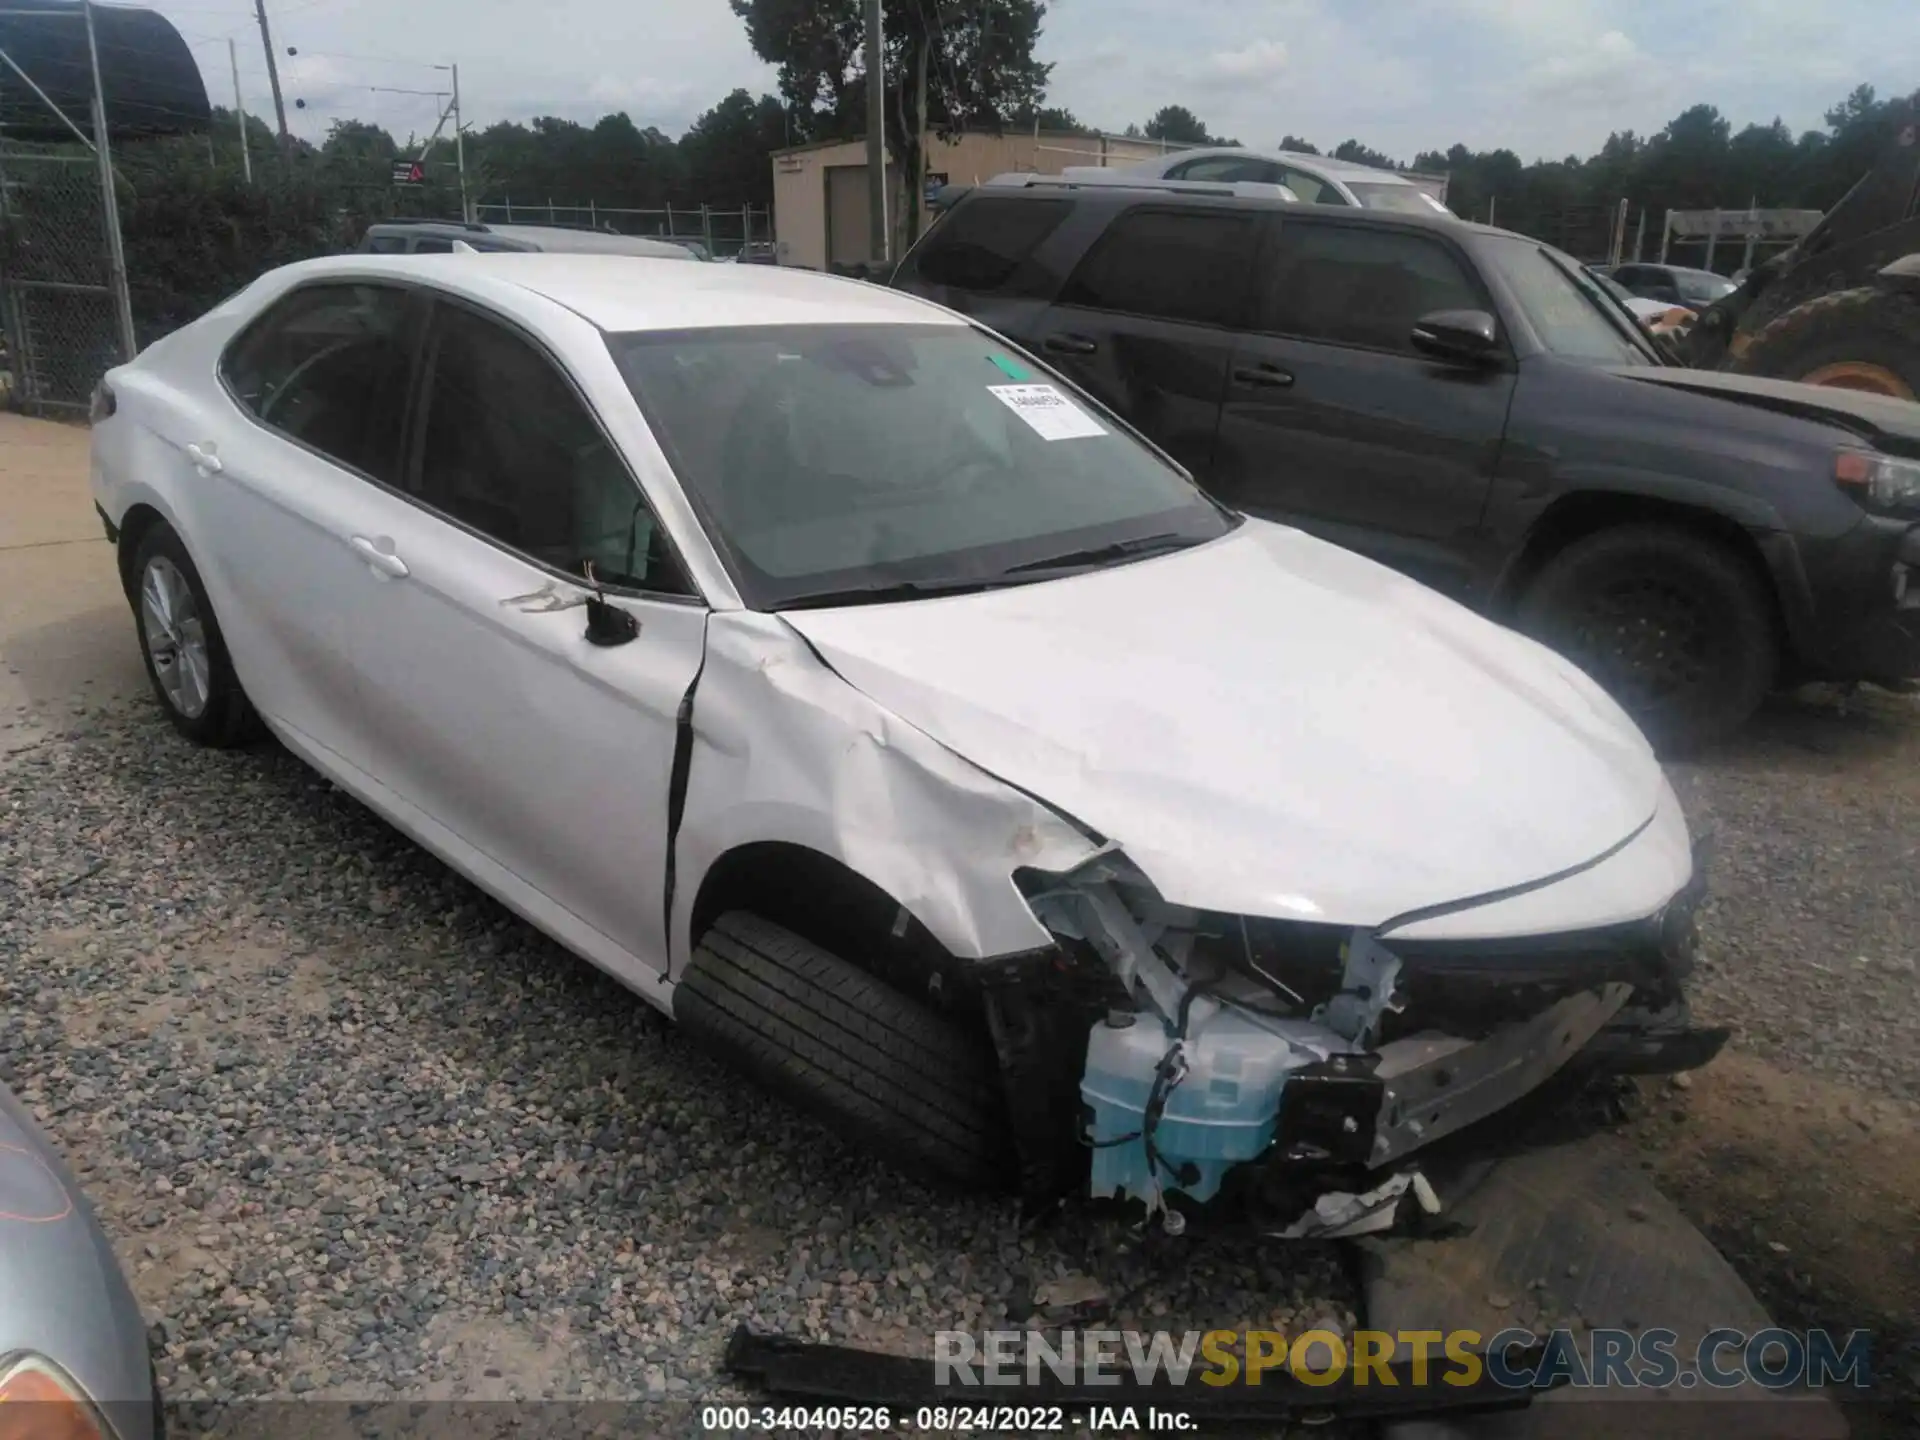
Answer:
90 253 1722 1215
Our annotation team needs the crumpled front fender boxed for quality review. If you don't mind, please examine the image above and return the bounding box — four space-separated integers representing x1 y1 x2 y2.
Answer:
668 610 1102 976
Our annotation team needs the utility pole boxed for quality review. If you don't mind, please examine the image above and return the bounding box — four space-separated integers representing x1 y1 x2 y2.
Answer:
228 38 252 183
450 62 468 222
863 0 888 266
253 0 290 152
81 0 137 361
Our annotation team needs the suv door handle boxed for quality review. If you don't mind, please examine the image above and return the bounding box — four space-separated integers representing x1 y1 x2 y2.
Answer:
184 442 223 474
349 535 409 578
1044 335 1098 356
1232 363 1294 388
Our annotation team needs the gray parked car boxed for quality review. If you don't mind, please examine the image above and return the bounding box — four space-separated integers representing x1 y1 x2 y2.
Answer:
0 1081 158 1440
358 219 703 260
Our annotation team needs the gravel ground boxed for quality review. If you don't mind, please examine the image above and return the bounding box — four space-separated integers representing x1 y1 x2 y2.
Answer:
6 681 1917 1424
0 697 1352 1412
1668 685 1920 1101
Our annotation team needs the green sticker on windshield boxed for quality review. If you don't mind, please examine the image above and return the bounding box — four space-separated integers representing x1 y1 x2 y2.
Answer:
989 353 1031 381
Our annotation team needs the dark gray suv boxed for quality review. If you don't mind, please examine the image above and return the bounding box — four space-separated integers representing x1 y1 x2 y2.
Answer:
892 180 1920 747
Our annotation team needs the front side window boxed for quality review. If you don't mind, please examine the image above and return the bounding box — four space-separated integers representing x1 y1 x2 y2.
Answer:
1345 182 1454 216
1060 208 1260 327
411 304 690 593
1259 222 1484 353
1278 168 1340 205
1480 237 1656 366
908 196 1070 295
220 283 414 483
365 233 409 254
411 236 455 253
609 323 1234 609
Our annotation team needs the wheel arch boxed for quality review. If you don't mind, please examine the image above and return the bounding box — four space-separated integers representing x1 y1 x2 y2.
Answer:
685 839 991 1029
1493 490 1796 649
114 502 171 600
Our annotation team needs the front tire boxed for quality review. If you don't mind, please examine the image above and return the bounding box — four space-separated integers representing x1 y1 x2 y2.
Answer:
1516 523 1777 751
676 911 1008 1189
130 523 260 747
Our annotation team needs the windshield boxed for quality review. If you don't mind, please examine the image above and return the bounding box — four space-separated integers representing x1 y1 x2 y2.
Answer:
1677 270 1736 304
608 323 1234 609
1347 182 1454 216
1481 238 1656 366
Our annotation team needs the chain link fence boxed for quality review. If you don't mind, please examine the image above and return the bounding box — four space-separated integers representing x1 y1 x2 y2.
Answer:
0 145 125 412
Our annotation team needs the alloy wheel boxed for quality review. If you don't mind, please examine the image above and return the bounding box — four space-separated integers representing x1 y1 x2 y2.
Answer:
140 555 212 719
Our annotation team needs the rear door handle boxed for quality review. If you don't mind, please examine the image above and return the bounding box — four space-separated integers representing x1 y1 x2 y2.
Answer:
1044 335 1098 356
349 534 409 578
1232 364 1294 388
184 442 223 474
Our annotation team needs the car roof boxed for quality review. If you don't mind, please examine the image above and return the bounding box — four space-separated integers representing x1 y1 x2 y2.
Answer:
309 253 962 332
1155 146 1419 183
962 182 1508 239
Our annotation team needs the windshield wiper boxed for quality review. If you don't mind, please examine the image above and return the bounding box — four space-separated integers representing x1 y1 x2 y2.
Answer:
1000 532 1200 577
778 576 1019 611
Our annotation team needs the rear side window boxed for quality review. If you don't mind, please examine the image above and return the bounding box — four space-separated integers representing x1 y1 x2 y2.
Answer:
1170 156 1284 184
1258 222 1482 353
220 283 416 483
910 197 1070 294
1060 208 1259 327
364 233 408 254
411 236 455 253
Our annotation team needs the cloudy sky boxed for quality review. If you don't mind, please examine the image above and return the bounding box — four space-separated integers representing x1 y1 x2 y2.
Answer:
153 0 1915 162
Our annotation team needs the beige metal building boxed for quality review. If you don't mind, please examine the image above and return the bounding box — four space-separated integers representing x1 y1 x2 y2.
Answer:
769 129 1175 271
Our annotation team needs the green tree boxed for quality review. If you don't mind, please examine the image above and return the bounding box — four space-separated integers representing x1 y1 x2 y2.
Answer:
1142 104 1210 144
1331 138 1398 170
1278 134 1318 154
1014 104 1087 133
730 0 1054 256
679 89 791 206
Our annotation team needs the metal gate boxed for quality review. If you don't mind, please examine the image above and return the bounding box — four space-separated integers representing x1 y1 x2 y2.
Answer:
0 145 124 411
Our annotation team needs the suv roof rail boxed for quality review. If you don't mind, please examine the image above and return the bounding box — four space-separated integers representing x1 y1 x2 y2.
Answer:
370 217 491 233
981 171 1299 204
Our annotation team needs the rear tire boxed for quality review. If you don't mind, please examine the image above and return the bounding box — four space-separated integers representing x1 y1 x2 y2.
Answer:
129 523 261 748
676 911 1008 1190
1516 524 1777 751
1729 285 1920 400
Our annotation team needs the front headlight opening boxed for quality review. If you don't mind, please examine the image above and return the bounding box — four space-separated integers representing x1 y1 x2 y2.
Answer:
0 1354 109 1440
1835 449 1920 509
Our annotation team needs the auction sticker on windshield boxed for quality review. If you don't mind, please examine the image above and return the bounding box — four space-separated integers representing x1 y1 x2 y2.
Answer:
989 383 1106 441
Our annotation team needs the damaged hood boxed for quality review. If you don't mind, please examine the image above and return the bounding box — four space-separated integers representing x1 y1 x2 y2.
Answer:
1615 366 1920 459
782 521 1665 927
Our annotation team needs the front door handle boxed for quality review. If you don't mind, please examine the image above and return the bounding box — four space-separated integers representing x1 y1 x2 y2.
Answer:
1232 364 1294 388
349 535 409 578
184 442 223 474
1044 335 1098 356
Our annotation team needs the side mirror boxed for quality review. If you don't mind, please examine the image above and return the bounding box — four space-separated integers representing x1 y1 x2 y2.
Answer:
1410 309 1501 365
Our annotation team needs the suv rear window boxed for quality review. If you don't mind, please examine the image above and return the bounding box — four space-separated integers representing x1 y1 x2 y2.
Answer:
909 197 1070 294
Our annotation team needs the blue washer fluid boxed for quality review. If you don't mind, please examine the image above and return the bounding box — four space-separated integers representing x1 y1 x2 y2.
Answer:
1081 1006 1324 1205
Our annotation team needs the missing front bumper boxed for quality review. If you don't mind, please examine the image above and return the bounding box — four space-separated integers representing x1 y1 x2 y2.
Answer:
1367 983 1632 1167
